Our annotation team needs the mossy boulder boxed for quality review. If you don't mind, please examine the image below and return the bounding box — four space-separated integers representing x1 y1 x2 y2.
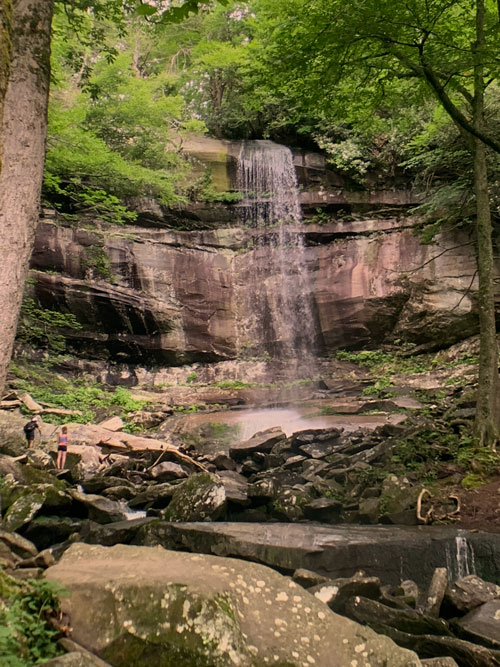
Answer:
3 490 46 531
269 487 312 522
164 473 226 522
45 543 422 667
378 475 420 524
3 483 71 532
0 473 24 513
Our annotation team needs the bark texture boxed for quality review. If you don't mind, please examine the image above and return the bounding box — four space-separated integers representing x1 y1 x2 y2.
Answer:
0 0 13 169
473 136 500 445
0 0 54 395
472 0 500 445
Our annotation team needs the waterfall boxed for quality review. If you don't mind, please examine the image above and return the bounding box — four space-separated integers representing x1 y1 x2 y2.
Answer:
446 535 476 579
236 140 319 376
237 140 302 227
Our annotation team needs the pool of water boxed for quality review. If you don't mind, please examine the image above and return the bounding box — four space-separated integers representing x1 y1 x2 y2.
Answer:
173 404 405 442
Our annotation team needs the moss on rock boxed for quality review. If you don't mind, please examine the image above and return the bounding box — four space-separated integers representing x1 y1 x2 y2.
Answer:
164 473 226 522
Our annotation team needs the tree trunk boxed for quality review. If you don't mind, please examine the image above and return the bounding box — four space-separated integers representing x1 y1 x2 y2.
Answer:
472 0 500 445
473 137 500 445
0 0 54 396
0 0 13 170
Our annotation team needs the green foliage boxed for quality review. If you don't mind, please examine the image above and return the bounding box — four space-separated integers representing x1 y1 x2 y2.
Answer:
361 377 394 398
45 176 137 225
16 298 83 353
9 361 149 424
214 380 252 389
304 208 331 225
336 348 438 375
336 349 394 369
187 168 243 203
46 15 202 219
390 428 476 478
455 446 500 476
186 371 198 384
461 473 486 489
82 244 114 281
173 403 205 413
0 577 67 665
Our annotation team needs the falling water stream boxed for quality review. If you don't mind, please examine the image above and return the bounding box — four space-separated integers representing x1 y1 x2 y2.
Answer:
236 140 319 378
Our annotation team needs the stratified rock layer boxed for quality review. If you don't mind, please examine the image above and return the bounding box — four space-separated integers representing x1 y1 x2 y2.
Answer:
31 128 484 369
31 218 480 365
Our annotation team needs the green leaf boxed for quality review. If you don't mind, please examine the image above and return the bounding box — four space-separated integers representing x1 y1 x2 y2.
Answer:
134 3 158 16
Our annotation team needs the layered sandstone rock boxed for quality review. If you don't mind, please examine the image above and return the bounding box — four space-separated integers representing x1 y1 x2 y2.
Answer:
30 215 480 365
28 139 485 365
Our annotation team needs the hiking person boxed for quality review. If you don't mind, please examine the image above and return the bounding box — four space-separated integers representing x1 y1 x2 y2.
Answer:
23 415 41 448
56 425 69 470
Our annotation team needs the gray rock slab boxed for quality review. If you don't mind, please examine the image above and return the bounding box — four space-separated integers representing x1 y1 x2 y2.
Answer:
150 461 187 481
445 574 500 614
80 517 154 547
229 427 286 459
45 543 421 667
0 528 38 557
68 488 128 524
217 470 249 504
133 522 500 588
457 600 500 646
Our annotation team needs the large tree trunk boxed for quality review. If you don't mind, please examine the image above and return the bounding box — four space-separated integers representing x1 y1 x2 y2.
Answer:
472 0 500 445
0 0 13 170
0 0 54 396
473 136 500 445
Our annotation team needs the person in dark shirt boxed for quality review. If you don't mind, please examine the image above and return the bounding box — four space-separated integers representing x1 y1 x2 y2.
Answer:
23 415 41 448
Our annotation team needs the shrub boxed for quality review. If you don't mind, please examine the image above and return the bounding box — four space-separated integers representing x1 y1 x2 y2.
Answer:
0 577 67 665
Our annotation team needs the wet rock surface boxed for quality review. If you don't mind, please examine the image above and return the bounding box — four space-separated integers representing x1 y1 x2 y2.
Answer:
30 207 480 364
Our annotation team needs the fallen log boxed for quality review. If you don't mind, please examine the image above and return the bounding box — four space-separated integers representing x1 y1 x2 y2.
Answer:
42 408 84 416
146 447 209 473
0 400 21 409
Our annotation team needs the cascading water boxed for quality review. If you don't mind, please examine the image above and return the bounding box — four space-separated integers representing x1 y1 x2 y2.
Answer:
236 140 319 377
446 535 476 580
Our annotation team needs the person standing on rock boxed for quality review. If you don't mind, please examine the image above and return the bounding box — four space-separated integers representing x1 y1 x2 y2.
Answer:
57 425 69 470
23 415 41 448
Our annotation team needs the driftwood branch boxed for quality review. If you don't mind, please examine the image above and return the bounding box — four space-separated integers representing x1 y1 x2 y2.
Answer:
417 488 461 524
417 488 433 524
146 446 208 473
450 269 478 312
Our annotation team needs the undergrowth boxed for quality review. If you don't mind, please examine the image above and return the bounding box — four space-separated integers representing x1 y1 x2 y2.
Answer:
9 360 149 424
0 576 67 665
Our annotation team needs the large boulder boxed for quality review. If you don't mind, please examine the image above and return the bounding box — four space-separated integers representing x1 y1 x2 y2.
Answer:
456 600 500 647
3 483 71 532
444 575 500 615
45 543 422 667
229 428 286 460
68 488 128 524
163 472 226 522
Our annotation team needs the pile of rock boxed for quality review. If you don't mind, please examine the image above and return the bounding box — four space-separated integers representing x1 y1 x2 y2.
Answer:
294 567 500 667
0 419 439 554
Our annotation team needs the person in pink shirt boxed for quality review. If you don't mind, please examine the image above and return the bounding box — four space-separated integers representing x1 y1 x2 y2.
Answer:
57 425 69 470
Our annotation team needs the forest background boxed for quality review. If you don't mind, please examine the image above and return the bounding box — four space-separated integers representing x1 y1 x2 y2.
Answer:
3 0 500 444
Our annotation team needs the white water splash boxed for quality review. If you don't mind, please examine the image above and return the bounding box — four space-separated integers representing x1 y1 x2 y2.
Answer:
447 535 476 579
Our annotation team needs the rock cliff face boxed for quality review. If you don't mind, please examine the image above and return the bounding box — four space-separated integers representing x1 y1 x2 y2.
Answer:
29 138 484 367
